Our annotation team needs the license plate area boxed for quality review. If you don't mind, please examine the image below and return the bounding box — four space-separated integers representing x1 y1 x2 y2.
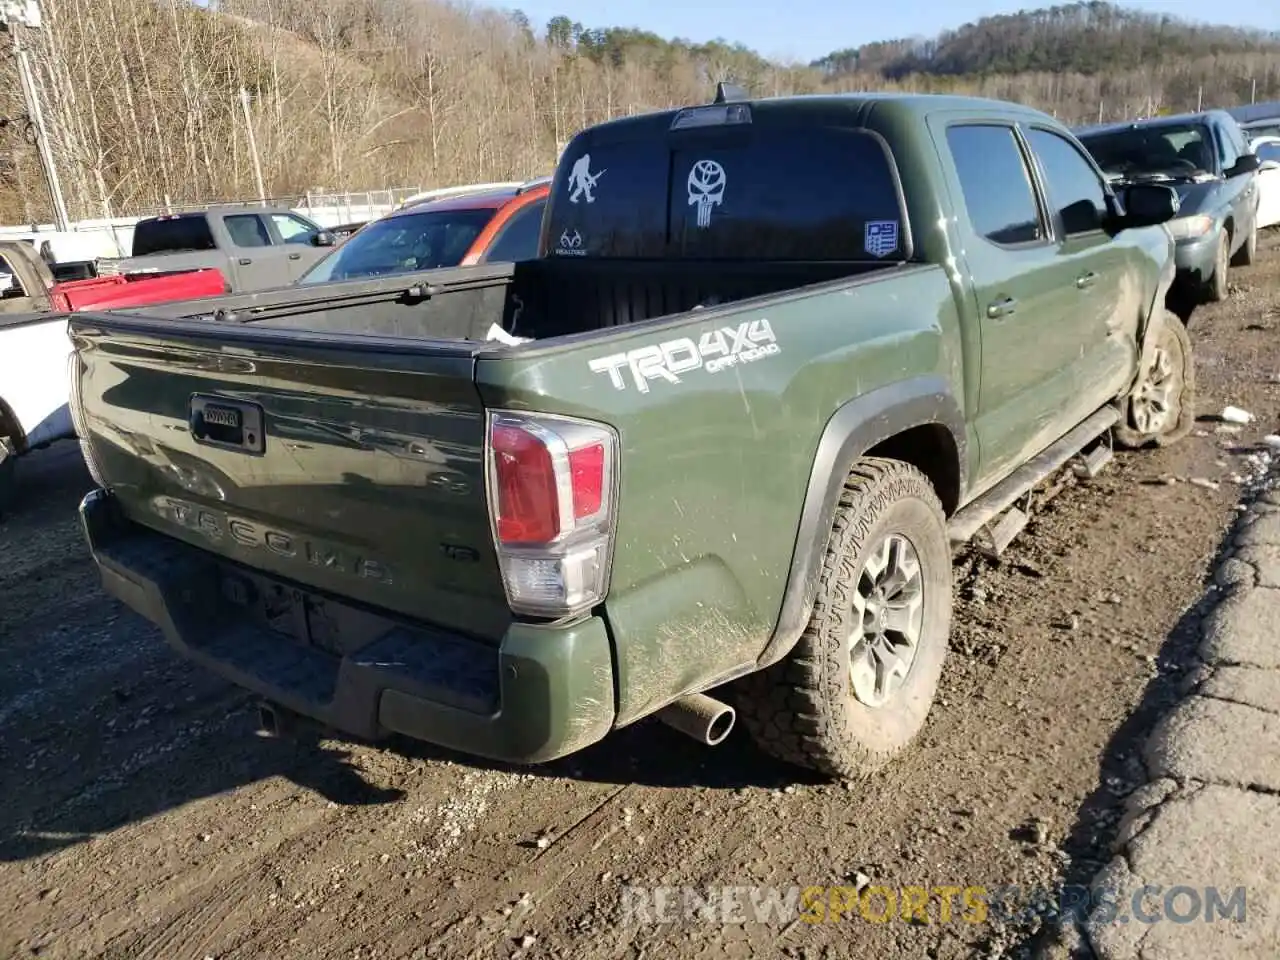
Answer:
217 565 392 657
189 395 265 455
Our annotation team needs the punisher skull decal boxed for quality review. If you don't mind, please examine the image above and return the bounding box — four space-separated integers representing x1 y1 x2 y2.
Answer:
687 159 726 228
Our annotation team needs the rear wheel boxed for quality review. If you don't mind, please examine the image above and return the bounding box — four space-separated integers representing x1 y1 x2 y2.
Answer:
736 458 952 779
0 437 16 518
1203 230 1230 303
1114 312 1195 450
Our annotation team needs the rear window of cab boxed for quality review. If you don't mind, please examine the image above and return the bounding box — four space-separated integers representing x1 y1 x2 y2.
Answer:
545 124 910 261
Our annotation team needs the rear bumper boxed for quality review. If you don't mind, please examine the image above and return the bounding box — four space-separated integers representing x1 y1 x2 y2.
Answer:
80 488 616 764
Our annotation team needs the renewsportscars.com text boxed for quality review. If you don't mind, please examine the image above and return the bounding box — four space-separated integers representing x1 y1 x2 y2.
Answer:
620 884 1248 926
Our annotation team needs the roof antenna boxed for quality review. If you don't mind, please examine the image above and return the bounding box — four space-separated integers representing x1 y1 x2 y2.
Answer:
714 81 749 104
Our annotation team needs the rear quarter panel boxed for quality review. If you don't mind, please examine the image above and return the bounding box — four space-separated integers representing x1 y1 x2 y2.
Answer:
0 315 73 447
474 266 963 725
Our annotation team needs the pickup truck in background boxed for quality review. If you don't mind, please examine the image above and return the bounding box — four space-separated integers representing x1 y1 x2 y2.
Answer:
96 206 336 293
1227 101 1280 143
70 90 1191 780
1075 110 1262 307
0 239 226 513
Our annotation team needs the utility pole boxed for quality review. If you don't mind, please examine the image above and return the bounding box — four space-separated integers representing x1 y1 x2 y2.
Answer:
2 3 71 230
1252 78 1258 105
239 87 266 203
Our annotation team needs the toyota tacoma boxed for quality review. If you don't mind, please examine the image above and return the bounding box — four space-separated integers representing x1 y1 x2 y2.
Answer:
68 89 1192 779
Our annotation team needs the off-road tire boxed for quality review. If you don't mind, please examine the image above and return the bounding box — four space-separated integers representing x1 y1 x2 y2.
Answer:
1203 230 1230 303
1114 311 1196 450
736 458 952 779
0 437 16 518
1230 221 1257 267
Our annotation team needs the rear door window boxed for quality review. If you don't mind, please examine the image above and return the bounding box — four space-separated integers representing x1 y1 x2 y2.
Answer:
546 126 909 261
131 216 216 256
224 214 273 248
946 124 1046 246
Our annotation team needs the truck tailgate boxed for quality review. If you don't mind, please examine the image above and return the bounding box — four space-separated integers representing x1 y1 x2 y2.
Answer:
52 268 228 312
69 315 513 642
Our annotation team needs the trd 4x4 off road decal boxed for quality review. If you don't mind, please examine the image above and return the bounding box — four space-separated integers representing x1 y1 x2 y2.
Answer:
587 318 779 393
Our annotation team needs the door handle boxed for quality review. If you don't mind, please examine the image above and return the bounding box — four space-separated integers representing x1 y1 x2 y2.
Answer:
238 258 252 266
288 253 301 260
1076 271 1099 289
986 297 1017 319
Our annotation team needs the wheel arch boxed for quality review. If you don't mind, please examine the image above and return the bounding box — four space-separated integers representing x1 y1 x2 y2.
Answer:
1131 290 1179 402
1217 213 1236 258
754 376 966 670
0 395 26 453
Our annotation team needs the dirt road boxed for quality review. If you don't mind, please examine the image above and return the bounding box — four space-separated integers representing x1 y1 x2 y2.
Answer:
4 235 1280 960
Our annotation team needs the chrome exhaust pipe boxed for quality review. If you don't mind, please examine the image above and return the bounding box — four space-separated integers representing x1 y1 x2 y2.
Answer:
656 693 736 746
255 701 299 739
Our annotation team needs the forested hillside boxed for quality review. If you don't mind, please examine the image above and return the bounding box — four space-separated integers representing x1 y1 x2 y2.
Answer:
815 2 1279 77
1 0 1278 225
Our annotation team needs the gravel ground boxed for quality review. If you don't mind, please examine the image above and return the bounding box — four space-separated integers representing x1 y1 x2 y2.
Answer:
3 233 1280 960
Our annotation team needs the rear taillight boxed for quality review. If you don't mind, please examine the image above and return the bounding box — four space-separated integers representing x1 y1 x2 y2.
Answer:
486 411 618 617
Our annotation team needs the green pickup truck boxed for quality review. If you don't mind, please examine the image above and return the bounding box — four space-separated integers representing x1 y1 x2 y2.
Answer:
68 91 1192 780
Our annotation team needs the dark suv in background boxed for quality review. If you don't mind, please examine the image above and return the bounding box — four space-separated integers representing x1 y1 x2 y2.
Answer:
1075 109 1261 307
1227 100 1280 143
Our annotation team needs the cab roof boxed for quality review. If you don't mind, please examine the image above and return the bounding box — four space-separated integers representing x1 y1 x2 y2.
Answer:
388 181 549 220
572 91 1063 143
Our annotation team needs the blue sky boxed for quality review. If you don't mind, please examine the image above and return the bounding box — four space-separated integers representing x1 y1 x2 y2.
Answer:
493 0 1280 63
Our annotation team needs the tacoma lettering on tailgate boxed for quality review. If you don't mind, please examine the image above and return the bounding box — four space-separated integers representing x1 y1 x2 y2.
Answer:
151 496 394 584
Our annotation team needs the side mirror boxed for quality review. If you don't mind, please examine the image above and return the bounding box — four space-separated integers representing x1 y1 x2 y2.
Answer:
1060 198 1104 235
1117 183 1180 229
1226 154 1262 177
311 230 337 247
1261 160 1280 173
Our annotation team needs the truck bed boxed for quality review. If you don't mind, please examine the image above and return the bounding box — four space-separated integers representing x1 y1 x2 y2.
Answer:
69 254 953 763
119 257 902 342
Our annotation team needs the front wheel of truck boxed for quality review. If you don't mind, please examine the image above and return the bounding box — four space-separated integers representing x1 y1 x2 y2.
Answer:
1114 312 1195 450
737 458 952 780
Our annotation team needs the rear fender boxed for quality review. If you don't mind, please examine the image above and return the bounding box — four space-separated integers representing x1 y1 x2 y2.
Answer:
0 396 23 450
755 376 967 670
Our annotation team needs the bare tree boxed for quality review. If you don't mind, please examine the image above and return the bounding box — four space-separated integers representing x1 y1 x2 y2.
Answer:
2 0 1278 224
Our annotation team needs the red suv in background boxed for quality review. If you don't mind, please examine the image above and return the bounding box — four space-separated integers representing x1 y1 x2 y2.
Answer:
296 178 551 285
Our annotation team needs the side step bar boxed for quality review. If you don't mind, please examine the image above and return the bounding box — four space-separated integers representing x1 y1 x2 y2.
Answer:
948 406 1119 547
1073 437 1114 479
979 506 1029 559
